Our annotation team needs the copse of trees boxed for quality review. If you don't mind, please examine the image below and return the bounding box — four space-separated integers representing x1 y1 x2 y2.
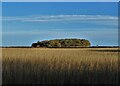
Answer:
31 39 91 48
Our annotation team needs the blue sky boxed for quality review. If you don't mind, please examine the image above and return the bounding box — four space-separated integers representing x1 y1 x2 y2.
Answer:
2 0 120 2
2 2 118 46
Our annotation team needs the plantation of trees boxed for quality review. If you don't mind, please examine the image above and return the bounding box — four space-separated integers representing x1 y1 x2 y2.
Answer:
31 39 91 48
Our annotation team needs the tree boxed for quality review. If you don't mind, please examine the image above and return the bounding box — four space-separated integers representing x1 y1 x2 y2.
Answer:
31 43 37 48
31 38 91 48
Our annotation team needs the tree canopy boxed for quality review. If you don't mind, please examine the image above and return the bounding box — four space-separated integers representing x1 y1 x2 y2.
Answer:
32 39 91 48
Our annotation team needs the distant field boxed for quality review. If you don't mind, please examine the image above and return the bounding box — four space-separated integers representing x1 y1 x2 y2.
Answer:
2 48 118 85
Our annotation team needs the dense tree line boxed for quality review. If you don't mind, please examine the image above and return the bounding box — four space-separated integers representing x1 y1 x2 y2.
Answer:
31 39 91 48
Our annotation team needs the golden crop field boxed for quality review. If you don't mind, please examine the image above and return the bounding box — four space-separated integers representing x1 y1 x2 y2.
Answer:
2 48 119 85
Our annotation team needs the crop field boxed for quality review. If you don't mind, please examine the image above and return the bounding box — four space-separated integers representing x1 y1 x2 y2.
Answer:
2 48 119 85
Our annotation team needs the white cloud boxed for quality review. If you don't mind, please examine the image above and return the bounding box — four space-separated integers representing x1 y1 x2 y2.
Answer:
2 15 118 22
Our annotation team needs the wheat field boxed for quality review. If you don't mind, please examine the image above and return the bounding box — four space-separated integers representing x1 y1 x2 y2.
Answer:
2 48 118 85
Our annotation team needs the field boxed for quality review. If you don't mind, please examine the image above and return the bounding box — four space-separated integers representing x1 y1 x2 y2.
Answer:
2 48 119 85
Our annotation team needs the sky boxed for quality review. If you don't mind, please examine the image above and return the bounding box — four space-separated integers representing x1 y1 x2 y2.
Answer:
0 2 1 47
2 0 120 2
2 2 118 46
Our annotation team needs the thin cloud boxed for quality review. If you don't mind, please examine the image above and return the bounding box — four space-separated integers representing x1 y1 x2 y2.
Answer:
2 31 52 35
2 15 118 22
2 28 117 36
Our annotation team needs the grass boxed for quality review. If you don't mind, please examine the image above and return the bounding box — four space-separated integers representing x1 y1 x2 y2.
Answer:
2 48 118 85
